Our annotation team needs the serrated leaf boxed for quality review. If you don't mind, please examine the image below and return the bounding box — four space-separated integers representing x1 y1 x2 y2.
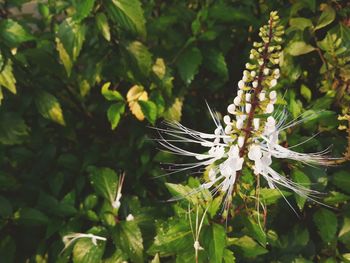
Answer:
0 60 16 94
0 19 34 47
96 13 111 41
163 98 183 122
126 41 152 77
0 113 29 145
113 221 144 263
105 0 146 38
56 18 86 76
339 217 350 245
35 91 66 125
139 100 157 124
203 223 226 263
107 102 125 129
315 6 335 31
73 237 105 263
126 85 148 121
176 47 202 85
148 220 192 256
89 167 119 204
288 41 315 56
73 0 96 22
14 207 48 226
101 82 123 101
313 208 337 242
223 249 236 263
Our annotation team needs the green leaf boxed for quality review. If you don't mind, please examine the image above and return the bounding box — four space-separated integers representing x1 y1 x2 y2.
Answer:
107 102 125 129
73 0 96 22
103 249 128 263
73 237 106 263
113 221 144 263
203 223 226 263
289 17 313 31
35 91 66 125
176 47 202 85
106 0 146 38
0 113 29 145
0 196 12 218
56 18 86 76
332 171 350 194
89 167 119 204
101 82 124 101
0 19 34 47
244 217 266 246
292 170 310 210
339 217 350 245
223 249 236 263
126 41 153 77
300 84 312 102
257 188 291 205
315 6 336 31
96 13 111 41
148 220 192 256
324 191 350 205
14 207 48 226
288 41 315 56
0 60 16 95
139 100 157 125
230 235 268 258
165 183 201 204
204 49 228 80
0 236 15 263
313 208 337 242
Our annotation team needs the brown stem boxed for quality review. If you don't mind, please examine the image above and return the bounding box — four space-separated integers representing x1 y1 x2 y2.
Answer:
234 18 275 188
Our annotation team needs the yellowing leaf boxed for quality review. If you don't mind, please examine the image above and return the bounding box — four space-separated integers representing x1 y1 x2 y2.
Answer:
163 98 183 122
127 85 148 121
35 91 66 125
152 58 166 79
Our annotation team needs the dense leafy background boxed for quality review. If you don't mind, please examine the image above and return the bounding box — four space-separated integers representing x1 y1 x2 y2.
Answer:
0 0 350 262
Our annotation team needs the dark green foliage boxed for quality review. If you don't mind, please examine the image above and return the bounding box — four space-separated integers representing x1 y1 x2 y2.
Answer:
0 0 350 262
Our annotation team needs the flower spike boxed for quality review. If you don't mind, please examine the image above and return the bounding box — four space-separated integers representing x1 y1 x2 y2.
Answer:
156 11 331 211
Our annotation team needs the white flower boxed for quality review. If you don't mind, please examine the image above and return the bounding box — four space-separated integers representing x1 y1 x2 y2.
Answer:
62 233 106 252
156 11 332 213
126 214 134 221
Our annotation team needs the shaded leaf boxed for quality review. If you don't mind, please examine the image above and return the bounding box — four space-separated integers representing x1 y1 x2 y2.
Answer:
288 41 315 56
315 6 335 30
89 167 119 204
96 13 111 41
107 102 125 129
0 19 34 47
35 91 66 125
0 113 29 145
106 0 146 37
176 47 202 85
313 208 337 242
139 100 157 124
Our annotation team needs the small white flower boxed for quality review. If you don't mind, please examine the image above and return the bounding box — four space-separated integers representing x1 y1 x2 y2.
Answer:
223 115 231 125
126 214 134 221
246 103 252 113
234 96 241 106
265 103 274 113
253 81 258 88
259 91 266 101
246 93 251 102
251 71 256 77
238 80 245 89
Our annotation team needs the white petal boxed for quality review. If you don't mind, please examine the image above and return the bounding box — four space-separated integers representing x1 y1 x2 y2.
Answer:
246 103 252 113
238 80 244 89
238 136 245 148
265 103 274 113
259 91 266 101
236 119 244 130
224 124 232 134
223 115 231 125
248 144 262 161
227 104 236 114
269 90 277 100
253 118 260 130
234 96 241 106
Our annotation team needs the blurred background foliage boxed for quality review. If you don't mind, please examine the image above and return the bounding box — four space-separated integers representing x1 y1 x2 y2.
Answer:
0 0 350 262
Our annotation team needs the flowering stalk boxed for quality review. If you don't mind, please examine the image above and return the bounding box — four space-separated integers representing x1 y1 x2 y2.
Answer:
157 11 331 212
